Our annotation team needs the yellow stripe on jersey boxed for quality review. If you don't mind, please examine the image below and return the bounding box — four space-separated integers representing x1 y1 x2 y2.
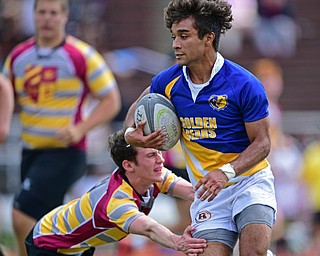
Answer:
113 209 140 231
22 134 67 148
183 136 239 170
55 78 84 92
89 228 127 247
107 183 135 213
165 76 181 100
107 184 140 230
85 228 128 247
103 228 128 241
17 96 80 110
58 248 84 255
67 201 81 231
56 204 72 234
24 65 43 81
183 136 269 180
14 75 83 92
182 145 204 181
39 206 62 235
15 78 82 106
20 113 71 129
107 194 136 219
58 227 128 254
89 69 116 96
79 193 93 220
85 52 105 75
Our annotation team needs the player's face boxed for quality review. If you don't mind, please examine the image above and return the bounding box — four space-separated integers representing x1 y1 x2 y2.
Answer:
171 17 207 67
134 148 165 183
34 0 68 44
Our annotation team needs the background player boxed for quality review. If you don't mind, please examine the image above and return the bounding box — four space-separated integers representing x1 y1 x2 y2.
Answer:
2 0 121 255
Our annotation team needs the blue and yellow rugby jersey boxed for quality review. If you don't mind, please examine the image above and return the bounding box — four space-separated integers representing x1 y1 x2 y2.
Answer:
150 53 269 185
2 36 117 150
32 167 181 254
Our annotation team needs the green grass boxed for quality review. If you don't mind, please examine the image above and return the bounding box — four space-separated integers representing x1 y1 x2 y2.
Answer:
0 232 17 250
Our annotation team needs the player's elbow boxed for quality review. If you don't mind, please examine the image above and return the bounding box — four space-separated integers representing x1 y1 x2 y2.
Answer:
129 217 157 239
142 222 155 238
112 97 121 117
108 89 122 118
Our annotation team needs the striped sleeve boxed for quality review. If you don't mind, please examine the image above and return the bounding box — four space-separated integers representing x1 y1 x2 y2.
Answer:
107 187 144 232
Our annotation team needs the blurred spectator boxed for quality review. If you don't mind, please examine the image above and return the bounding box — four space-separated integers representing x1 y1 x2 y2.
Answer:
18 0 35 39
220 0 258 57
268 125 307 221
301 211 320 255
252 0 299 58
251 58 284 127
0 0 23 67
251 58 311 254
302 139 320 214
301 136 320 255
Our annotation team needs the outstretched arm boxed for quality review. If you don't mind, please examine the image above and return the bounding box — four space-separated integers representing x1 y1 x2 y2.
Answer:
129 215 206 255
172 177 195 202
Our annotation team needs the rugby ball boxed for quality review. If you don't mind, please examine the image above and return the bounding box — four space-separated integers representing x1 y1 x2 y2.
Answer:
134 93 181 151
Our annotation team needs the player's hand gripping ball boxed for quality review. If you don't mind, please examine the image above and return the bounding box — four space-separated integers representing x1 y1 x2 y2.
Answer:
134 93 181 150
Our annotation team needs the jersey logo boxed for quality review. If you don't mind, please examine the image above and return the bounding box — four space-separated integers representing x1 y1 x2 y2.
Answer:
24 65 57 102
209 94 228 111
195 210 212 223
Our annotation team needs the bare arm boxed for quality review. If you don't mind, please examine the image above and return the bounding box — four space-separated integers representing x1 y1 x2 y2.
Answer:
231 116 271 173
172 178 195 202
195 117 271 201
124 86 166 148
0 74 14 143
125 86 150 128
56 87 121 145
129 215 206 255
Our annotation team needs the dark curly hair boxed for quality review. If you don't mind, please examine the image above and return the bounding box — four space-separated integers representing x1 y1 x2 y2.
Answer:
107 130 138 172
164 0 233 51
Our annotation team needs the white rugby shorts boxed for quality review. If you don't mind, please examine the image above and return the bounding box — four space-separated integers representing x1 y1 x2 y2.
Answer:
191 166 277 233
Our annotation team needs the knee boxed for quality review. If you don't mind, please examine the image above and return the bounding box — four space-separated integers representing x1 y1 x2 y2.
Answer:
12 208 24 228
12 208 36 231
240 244 269 256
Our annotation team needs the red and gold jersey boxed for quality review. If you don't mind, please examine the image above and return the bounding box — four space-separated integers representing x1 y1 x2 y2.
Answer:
3 36 117 149
32 167 180 255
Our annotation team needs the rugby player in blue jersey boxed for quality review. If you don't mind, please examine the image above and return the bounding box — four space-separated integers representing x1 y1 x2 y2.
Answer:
124 0 277 255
